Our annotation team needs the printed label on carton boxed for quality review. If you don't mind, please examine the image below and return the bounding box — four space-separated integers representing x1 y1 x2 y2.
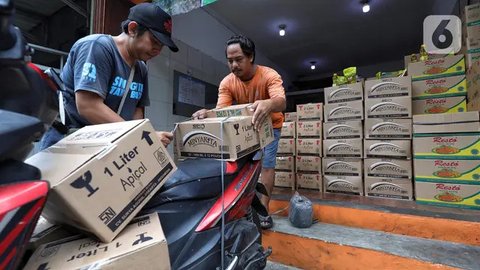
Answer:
365 177 413 200
296 103 323 121
275 156 295 172
324 139 363 158
364 140 411 159
323 158 362 176
297 173 322 190
281 121 296 138
274 171 295 188
297 120 322 138
365 119 412 139
364 76 412 99
324 175 363 195
296 138 322 156
324 100 363 122
412 95 467 115
365 158 412 178
277 138 296 155
324 121 363 139
407 55 466 81
324 82 363 103
413 133 480 159
365 97 412 118
412 75 467 99
415 181 480 209
296 156 322 173
414 159 480 183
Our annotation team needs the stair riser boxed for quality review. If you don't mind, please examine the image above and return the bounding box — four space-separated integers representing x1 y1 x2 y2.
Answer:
270 200 480 246
263 231 456 270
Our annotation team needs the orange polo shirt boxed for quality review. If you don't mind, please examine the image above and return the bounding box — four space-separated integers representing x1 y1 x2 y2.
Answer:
216 65 285 129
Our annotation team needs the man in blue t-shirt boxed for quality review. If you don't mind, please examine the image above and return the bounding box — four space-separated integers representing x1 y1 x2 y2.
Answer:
40 3 178 149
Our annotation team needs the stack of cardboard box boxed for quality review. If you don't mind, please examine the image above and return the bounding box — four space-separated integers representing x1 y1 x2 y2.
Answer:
413 112 480 209
408 54 467 115
24 120 177 268
295 103 323 191
274 112 297 189
363 76 414 200
323 83 364 195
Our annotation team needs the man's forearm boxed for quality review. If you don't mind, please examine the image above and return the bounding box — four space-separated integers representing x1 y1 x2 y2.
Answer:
269 97 286 112
79 103 125 124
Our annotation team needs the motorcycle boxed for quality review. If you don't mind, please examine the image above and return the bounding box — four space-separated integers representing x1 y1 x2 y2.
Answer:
140 151 272 270
0 0 271 268
0 0 59 269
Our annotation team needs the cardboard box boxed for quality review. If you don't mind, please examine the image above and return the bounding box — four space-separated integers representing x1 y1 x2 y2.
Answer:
467 59 480 101
275 171 295 189
284 112 297 122
365 96 412 119
364 158 412 179
466 3 480 24
324 82 363 104
324 121 363 139
413 133 480 159
364 140 412 159
277 138 296 155
365 177 413 200
296 120 322 138
24 213 170 270
324 175 364 195
206 104 253 118
26 120 176 242
365 118 412 139
275 156 295 172
414 159 480 183
280 121 296 138
412 112 480 133
404 53 447 69
415 181 480 209
29 217 76 251
296 103 323 121
412 95 467 115
296 173 322 191
407 54 466 81
323 139 363 158
296 155 322 174
412 75 467 99
296 138 322 156
467 52 480 69
364 76 412 99
323 158 362 176
174 116 274 161
324 100 364 122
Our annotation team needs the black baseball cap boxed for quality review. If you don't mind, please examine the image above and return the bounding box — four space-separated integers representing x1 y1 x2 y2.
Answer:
128 3 179 52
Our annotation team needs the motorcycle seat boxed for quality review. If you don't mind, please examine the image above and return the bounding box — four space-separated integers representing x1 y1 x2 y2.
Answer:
144 153 254 208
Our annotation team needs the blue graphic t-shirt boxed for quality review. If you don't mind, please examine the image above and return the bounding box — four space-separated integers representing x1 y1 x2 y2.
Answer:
61 34 149 128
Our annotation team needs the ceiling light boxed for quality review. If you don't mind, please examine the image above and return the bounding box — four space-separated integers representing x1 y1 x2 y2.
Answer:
279 24 286 37
362 2 370 13
310 61 316 70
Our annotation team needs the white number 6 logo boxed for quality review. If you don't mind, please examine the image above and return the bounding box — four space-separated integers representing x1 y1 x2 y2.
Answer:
423 15 462 55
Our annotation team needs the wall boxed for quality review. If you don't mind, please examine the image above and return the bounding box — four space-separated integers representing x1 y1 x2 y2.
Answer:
145 38 229 155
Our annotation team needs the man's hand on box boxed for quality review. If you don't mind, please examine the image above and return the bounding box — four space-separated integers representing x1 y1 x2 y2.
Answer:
250 100 273 130
156 131 173 147
192 109 208 120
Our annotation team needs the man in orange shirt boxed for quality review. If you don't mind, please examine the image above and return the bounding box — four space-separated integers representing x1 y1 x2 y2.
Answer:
193 35 286 229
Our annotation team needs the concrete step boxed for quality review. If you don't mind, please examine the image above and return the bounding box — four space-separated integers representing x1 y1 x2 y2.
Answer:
269 188 480 246
265 261 302 270
263 216 480 270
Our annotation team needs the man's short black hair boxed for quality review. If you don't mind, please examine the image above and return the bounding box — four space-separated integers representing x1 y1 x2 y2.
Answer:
121 19 149 36
226 35 256 63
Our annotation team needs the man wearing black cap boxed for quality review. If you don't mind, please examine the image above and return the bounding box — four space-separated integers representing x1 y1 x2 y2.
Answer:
40 3 178 149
